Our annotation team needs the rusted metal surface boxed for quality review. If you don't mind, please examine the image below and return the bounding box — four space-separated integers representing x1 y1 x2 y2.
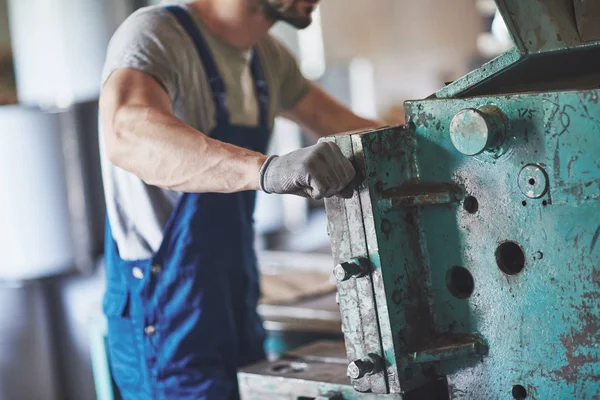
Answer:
401 88 600 399
314 89 599 399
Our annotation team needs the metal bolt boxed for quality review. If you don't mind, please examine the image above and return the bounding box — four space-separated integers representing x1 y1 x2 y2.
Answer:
132 267 144 280
450 106 506 156
347 356 379 379
333 258 369 282
144 325 156 336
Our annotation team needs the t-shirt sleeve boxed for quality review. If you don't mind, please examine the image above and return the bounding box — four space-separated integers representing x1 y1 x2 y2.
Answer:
268 37 312 111
101 9 184 101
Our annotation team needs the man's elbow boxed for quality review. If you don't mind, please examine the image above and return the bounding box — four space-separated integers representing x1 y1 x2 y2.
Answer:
104 106 135 168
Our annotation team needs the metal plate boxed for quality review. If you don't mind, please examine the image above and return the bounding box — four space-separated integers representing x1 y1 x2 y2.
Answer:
323 134 388 394
403 88 600 399
238 341 401 400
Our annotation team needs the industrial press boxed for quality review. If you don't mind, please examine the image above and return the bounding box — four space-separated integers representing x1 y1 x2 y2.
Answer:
239 0 600 399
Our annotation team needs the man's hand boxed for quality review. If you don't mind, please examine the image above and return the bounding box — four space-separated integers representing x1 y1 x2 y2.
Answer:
259 142 355 200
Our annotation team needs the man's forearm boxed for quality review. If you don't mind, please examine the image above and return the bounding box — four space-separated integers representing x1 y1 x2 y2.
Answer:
327 114 382 137
283 85 384 139
105 105 267 193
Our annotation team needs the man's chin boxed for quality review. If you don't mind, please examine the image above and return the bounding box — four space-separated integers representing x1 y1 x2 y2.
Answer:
282 16 312 29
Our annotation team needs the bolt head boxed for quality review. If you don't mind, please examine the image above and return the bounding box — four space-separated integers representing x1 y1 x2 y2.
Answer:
333 264 351 282
347 359 374 379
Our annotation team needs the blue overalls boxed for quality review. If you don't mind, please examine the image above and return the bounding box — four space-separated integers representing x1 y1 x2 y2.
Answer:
103 6 269 399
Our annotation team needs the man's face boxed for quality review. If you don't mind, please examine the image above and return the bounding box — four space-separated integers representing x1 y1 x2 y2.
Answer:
261 0 320 29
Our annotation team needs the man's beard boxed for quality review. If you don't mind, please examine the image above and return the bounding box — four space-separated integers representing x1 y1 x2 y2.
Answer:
257 0 315 29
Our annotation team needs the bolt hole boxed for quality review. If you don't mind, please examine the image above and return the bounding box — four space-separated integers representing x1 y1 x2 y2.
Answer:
528 178 536 185
271 362 308 374
521 201 527 207
446 266 475 299
496 242 526 275
463 196 479 214
512 384 527 399
542 200 548 206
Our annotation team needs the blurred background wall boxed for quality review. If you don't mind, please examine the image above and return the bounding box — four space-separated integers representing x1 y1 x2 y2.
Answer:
0 1 510 399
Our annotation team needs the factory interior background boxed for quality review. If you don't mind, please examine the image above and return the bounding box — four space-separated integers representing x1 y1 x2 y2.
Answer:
0 1 513 399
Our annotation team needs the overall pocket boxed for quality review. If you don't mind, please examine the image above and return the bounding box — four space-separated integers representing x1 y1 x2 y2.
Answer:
103 289 142 391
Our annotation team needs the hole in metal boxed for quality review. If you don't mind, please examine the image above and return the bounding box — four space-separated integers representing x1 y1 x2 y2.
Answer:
463 196 479 214
522 200 527 207
542 200 548 206
528 178 536 185
446 266 475 299
512 384 527 399
271 362 309 374
496 242 526 275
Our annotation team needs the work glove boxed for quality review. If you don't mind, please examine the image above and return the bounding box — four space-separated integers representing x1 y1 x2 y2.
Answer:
259 142 356 200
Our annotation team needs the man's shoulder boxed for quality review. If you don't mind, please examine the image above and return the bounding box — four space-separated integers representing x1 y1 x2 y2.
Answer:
115 5 182 37
256 33 297 66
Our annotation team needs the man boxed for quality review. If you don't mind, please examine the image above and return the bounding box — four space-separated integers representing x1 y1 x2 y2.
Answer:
99 0 380 398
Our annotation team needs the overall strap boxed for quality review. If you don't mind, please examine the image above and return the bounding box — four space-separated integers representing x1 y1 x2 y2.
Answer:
164 5 230 125
250 51 270 129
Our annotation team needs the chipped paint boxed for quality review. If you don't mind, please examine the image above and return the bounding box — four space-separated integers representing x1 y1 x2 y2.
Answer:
326 89 599 398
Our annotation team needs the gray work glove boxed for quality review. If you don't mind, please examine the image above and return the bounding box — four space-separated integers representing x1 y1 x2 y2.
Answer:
259 142 356 200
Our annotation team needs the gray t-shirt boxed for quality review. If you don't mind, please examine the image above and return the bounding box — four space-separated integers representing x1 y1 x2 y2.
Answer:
99 4 311 260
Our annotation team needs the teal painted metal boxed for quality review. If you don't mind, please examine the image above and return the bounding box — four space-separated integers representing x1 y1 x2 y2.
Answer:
436 48 523 99
405 90 600 398
437 0 600 100
325 89 600 398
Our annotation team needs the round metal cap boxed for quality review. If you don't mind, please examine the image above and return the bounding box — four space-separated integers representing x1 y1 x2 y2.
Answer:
450 108 492 156
450 106 506 156
518 164 549 199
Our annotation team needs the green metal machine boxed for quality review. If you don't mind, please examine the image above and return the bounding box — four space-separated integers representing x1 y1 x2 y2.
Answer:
239 1 600 398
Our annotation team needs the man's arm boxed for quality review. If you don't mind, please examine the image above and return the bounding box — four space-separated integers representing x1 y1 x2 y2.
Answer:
100 68 268 193
281 84 384 138
101 68 355 199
